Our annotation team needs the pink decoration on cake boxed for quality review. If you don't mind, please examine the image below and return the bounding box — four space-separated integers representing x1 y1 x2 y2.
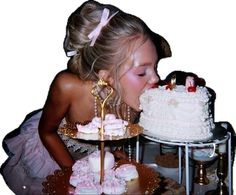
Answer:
104 117 128 136
69 150 141 194
102 177 126 194
115 164 139 181
76 117 101 133
70 172 95 187
72 159 90 175
76 114 128 136
74 181 102 195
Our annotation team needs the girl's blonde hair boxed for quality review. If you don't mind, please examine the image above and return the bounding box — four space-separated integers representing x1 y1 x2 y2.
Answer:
63 0 171 120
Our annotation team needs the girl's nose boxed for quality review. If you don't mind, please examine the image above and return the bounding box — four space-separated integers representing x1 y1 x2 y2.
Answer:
148 73 159 85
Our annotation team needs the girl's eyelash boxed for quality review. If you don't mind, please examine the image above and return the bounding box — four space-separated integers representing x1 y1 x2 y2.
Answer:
137 72 146 77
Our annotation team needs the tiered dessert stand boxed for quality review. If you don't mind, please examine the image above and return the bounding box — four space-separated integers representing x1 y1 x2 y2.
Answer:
60 79 144 183
89 79 142 183
43 80 162 194
141 126 232 195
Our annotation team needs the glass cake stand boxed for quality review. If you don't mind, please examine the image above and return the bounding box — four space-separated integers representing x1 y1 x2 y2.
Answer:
141 123 232 195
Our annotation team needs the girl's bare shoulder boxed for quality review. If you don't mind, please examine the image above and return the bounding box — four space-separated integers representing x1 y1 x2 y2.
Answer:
51 70 83 92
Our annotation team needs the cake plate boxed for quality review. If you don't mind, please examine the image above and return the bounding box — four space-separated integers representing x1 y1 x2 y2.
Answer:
141 123 232 195
142 123 227 144
59 123 143 141
42 160 162 195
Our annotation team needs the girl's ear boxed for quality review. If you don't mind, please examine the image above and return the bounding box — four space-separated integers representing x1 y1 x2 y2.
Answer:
98 70 114 85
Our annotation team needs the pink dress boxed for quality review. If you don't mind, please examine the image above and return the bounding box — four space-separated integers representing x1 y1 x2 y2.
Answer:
0 109 97 194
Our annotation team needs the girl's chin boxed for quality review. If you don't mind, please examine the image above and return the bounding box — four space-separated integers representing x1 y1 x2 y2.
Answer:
124 100 140 112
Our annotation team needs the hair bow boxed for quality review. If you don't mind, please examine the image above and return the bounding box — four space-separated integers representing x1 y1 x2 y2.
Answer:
88 8 118 46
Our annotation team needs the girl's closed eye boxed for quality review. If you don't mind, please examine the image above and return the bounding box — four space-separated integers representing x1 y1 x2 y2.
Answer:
134 66 148 77
137 67 156 78
137 71 146 77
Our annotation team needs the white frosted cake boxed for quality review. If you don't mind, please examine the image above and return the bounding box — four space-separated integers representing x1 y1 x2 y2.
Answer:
139 84 215 142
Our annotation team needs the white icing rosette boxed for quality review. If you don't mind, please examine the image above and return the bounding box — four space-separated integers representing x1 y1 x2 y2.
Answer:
102 177 126 195
104 114 128 136
76 116 101 134
115 164 139 181
76 114 128 137
72 159 90 175
70 172 95 187
74 181 102 195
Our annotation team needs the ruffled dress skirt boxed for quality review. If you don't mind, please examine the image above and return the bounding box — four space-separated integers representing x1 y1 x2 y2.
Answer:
0 109 97 194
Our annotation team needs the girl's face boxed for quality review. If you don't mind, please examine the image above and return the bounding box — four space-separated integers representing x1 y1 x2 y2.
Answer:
119 38 159 111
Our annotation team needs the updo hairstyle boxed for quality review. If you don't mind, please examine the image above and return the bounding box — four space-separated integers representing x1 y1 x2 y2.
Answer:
63 0 169 81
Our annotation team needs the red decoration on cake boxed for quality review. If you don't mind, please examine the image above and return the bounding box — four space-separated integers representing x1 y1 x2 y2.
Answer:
165 84 172 90
185 76 196 92
187 86 197 92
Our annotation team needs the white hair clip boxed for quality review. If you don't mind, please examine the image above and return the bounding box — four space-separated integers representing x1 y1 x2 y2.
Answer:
66 50 77 57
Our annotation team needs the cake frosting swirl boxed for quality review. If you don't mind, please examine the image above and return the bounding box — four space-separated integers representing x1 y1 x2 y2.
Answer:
115 164 139 181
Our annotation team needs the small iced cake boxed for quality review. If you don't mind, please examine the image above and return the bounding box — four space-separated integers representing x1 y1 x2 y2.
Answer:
103 114 128 136
69 150 129 195
76 114 128 137
76 117 101 134
88 150 115 172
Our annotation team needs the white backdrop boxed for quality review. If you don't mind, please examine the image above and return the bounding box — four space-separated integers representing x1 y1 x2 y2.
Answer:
0 0 235 194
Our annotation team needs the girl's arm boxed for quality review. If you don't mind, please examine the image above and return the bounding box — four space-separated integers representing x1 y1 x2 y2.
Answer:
38 72 74 168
